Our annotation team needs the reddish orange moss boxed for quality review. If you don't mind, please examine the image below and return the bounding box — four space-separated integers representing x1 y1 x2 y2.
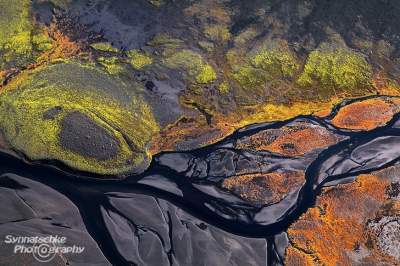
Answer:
222 171 304 205
314 108 332 118
372 72 400 96
150 116 230 153
331 98 399 130
35 24 82 65
286 169 400 266
236 124 338 156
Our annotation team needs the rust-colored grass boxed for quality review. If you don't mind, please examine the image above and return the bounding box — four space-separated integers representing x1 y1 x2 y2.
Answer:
286 174 391 266
331 98 399 130
222 171 304 205
237 126 338 156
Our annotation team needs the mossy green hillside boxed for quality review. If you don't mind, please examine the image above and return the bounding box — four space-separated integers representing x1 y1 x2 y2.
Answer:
229 39 374 103
0 61 159 176
230 42 299 101
297 47 373 96
164 49 216 84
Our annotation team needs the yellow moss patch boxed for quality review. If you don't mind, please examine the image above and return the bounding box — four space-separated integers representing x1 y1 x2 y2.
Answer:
297 47 373 97
164 49 216 84
235 100 341 127
32 31 53 51
218 81 230 94
251 48 299 79
90 42 119 53
126 50 153 70
97 56 125 75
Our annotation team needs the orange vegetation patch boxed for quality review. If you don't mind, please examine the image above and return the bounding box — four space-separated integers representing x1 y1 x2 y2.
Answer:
221 171 304 206
286 172 399 266
314 108 332 118
35 24 82 65
331 98 400 130
150 115 235 153
236 124 338 156
152 96 341 153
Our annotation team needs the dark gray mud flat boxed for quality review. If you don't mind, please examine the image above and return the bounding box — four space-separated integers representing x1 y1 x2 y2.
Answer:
0 98 400 265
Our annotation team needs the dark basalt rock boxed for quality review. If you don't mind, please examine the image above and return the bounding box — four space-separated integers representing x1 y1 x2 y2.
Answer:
42 106 63 120
59 111 120 161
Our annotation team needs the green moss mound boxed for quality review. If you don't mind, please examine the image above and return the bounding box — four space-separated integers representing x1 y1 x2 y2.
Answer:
164 49 216 84
251 49 299 79
126 50 153 70
297 47 373 96
90 42 120 53
231 41 299 88
0 61 158 176
229 40 299 104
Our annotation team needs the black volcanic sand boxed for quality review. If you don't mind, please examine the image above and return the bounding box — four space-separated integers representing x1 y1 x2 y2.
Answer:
0 172 267 266
0 97 399 265
59 111 120 160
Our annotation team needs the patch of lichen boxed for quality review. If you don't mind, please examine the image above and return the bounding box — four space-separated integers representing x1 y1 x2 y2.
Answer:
164 49 216 84
90 42 120 53
0 0 53 70
126 50 153 70
97 56 125 75
32 31 53 51
218 81 230 94
297 46 373 97
0 61 158 176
